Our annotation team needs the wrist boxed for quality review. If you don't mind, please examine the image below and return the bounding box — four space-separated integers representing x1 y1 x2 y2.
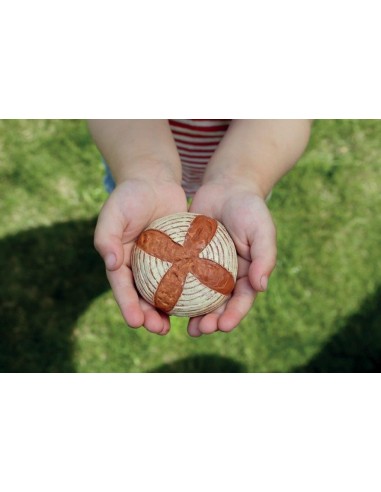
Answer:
201 172 269 201
110 157 182 187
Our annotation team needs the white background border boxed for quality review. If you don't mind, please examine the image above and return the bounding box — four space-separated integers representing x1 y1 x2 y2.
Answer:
1 0 380 117
1 1 380 490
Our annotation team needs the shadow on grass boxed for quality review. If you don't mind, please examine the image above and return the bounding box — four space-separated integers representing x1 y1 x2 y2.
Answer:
1 218 380 373
0 218 109 372
296 286 381 372
151 355 246 373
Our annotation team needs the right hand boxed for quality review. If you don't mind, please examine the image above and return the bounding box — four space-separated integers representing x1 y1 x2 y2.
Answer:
187 181 277 337
94 178 188 335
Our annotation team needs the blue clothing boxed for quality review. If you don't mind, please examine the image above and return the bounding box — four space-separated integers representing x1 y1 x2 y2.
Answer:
103 161 116 193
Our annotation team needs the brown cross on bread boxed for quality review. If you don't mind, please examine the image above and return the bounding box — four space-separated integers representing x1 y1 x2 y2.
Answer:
136 215 235 313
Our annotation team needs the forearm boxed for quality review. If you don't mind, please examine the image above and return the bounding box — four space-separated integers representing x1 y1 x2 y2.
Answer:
88 119 182 184
203 119 312 198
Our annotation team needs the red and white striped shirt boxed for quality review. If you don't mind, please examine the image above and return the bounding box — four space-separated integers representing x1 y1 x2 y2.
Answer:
169 119 231 196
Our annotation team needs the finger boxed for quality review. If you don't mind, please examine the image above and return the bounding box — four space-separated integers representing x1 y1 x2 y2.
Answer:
218 277 257 332
107 265 144 328
158 323 171 336
187 316 203 337
94 198 126 271
198 303 227 335
139 299 167 334
248 214 277 292
158 312 171 336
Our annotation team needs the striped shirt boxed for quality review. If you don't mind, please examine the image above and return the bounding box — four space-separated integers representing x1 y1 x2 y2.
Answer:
169 119 231 196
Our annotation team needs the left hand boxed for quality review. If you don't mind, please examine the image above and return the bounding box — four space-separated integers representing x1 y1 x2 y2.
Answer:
187 181 277 337
94 177 187 336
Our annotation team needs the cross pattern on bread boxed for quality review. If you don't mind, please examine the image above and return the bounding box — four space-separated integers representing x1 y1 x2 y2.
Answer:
135 215 235 312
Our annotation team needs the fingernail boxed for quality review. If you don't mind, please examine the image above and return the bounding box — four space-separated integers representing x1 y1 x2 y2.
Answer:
105 253 117 269
260 275 268 291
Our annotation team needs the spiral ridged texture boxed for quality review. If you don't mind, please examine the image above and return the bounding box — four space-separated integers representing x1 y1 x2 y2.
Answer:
131 213 238 317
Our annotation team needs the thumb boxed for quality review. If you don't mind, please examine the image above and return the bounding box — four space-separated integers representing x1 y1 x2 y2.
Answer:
94 199 125 271
248 214 277 292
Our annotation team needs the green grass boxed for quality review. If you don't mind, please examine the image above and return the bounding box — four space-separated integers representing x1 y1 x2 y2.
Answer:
1 119 380 372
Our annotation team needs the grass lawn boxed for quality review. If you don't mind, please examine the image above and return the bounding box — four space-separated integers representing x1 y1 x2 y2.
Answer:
0 119 380 372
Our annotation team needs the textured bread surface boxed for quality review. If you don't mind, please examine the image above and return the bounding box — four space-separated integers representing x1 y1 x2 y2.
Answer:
131 213 238 317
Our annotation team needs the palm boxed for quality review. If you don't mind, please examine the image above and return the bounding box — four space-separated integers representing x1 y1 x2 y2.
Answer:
188 183 276 336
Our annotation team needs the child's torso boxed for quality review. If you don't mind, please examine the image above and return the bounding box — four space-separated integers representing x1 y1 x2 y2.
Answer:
169 119 231 196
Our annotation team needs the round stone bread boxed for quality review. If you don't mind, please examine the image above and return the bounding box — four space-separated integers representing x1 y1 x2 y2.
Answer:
131 212 238 317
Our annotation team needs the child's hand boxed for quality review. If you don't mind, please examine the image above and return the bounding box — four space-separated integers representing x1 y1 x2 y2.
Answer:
188 182 277 337
94 178 187 335
184 119 311 336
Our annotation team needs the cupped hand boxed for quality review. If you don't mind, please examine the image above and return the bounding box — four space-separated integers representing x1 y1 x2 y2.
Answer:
94 178 187 335
188 182 277 337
